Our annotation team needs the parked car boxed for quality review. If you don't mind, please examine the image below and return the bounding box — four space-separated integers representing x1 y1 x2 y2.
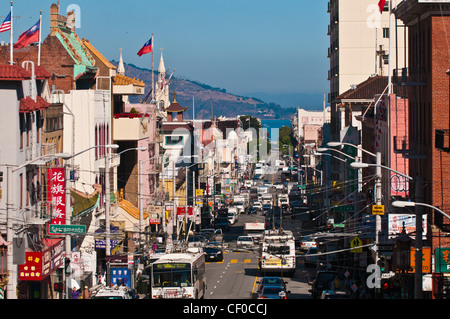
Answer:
214 217 230 231
300 236 317 251
309 271 338 299
258 285 289 299
236 236 254 248
256 277 287 294
204 246 224 262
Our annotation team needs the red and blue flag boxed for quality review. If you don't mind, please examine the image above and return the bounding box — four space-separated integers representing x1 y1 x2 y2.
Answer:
137 37 153 57
14 19 40 49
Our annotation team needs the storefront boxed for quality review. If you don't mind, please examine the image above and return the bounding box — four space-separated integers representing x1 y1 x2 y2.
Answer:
17 238 64 299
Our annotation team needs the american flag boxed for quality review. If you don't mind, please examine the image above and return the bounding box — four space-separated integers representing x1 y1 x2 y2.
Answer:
0 12 11 33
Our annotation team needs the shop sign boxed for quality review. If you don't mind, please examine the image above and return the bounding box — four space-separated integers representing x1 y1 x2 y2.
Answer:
18 239 64 281
436 248 450 273
47 168 66 225
176 207 193 217
407 247 431 274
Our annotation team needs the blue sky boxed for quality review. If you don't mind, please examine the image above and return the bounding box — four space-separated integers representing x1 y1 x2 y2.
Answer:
0 0 329 105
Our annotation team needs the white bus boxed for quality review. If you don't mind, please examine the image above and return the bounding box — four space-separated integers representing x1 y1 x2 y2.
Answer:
260 230 296 276
150 251 206 299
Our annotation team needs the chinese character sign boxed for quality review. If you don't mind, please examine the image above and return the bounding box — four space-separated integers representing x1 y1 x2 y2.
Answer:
18 252 43 281
437 248 450 273
47 168 66 225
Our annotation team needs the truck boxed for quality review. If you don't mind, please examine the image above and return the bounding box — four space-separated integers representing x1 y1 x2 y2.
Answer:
261 193 273 206
244 222 265 244
278 194 289 208
233 195 248 214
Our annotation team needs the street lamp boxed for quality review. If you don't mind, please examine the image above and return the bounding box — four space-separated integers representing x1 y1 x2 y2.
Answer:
351 161 426 299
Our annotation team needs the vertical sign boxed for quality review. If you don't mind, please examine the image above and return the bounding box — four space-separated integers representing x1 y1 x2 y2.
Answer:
47 168 65 225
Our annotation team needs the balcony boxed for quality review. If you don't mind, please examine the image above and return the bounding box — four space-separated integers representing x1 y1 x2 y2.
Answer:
113 113 151 141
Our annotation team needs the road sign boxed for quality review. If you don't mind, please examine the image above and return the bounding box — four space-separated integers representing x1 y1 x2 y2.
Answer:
48 224 86 235
350 236 363 253
334 205 354 212
372 204 385 215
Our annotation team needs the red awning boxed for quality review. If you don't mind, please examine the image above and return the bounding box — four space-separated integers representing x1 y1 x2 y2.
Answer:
19 96 50 113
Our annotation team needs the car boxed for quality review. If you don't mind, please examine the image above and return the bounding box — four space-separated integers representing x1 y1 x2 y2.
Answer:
258 285 289 299
320 290 350 299
236 236 254 248
300 236 317 251
247 206 257 214
304 247 319 267
256 277 287 294
91 285 135 299
214 217 230 231
309 271 338 299
204 246 224 262
253 202 262 212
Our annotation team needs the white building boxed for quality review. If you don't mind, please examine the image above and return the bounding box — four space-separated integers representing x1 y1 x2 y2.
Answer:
328 0 407 139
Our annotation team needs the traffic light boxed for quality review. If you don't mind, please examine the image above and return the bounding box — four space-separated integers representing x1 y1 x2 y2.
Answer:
64 257 71 275
0 171 3 182
378 255 386 272
54 282 64 292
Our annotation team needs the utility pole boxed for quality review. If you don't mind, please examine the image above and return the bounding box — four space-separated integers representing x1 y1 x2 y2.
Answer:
414 176 423 299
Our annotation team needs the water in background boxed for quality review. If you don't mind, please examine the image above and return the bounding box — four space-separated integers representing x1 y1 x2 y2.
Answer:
260 119 291 141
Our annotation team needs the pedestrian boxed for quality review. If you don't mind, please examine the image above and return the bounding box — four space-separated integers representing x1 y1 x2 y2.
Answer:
82 286 91 299
71 287 80 299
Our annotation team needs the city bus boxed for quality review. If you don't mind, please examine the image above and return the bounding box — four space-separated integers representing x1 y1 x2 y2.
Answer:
150 251 206 299
260 230 296 276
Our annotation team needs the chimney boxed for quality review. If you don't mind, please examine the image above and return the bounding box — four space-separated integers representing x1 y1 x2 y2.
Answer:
67 10 75 32
50 3 59 35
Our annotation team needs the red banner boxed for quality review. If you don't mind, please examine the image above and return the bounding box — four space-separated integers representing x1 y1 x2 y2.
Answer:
176 207 193 216
18 239 64 281
47 168 66 225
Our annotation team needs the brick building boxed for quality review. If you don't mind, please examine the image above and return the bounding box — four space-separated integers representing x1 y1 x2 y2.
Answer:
396 0 450 297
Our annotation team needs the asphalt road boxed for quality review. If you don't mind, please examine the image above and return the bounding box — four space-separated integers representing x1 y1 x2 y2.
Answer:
205 212 314 299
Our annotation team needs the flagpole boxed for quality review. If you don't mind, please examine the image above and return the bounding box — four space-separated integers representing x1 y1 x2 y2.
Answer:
9 1 13 65
151 34 154 103
38 10 42 66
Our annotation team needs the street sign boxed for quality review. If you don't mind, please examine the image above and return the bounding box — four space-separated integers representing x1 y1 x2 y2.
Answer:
372 204 385 215
350 236 363 253
334 205 353 212
48 224 86 235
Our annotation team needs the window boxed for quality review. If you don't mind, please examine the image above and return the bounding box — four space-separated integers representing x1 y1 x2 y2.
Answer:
165 136 183 145
383 28 389 39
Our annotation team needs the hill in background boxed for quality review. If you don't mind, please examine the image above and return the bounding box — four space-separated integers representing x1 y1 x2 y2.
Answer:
111 61 298 120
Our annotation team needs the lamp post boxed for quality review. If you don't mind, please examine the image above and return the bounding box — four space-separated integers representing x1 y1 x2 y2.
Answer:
392 199 448 299
351 162 427 298
328 142 383 265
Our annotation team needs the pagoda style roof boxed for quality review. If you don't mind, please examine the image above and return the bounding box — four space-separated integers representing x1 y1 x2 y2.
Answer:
82 38 117 71
165 93 187 113
114 74 145 87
